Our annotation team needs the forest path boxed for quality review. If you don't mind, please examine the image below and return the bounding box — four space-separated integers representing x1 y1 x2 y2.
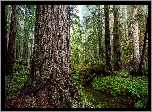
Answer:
83 82 134 108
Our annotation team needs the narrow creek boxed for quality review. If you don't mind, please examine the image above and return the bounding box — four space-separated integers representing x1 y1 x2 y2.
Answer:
83 82 134 108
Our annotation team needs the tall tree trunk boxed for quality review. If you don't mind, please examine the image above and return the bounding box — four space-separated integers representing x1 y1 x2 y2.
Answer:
92 15 97 60
124 5 129 47
5 5 8 66
104 5 112 71
6 5 17 76
127 5 133 45
15 23 20 60
138 16 148 75
113 5 122 71
22 5 80 108
22 6 28 65
98 5 103 60
16 6 21 60
132 5 140 67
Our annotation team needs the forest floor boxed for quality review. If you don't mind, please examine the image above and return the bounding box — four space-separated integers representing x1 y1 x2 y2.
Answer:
5 85 133 108
5 73 147 108
5 76 54 108
5 89 54 108
83 82 134 108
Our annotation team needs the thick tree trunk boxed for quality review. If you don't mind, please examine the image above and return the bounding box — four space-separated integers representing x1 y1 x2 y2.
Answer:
113 5 122 71
132 6 140 67
6 5 17 76
104 5 112 71
22 5 80 108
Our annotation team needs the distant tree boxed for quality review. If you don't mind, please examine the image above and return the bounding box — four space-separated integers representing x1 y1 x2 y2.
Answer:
104 5 112 71
5 5 8 65
22 5 29 65
138 16 148 75
132 5 140 68
113 5 122 71
98 5 103 60
6 5 18 76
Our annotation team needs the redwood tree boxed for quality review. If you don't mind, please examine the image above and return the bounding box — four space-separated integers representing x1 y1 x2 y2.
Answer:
113 5 122 71
22 5 80 108
6 5 17 76
98 5 103 60
132 5 140 67
138 16 148 75
22 5 28 65
104 5 112 71
5 5 8 66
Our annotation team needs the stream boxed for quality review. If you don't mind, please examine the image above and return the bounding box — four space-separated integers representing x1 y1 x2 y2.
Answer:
83 82 134 108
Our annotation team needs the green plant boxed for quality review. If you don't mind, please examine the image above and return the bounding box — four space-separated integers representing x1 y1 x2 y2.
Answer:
89 60 105 69
91 76 148 108
96 103 104 108
115 70 130 77
13 73 28 83
135 98 148 108
72 73 83 85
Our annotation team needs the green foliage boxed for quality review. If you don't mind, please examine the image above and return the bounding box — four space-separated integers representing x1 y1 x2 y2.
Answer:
92 76 148 108
5 59 29 100
72 73 83 85
74 63 90 73
136 98 148 108
14 59 29 76
114 70 130 78
5 75 25 99
89 60 105 69
13 72 28 83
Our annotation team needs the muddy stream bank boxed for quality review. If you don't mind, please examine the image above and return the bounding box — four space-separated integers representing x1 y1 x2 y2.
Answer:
83 82 134 108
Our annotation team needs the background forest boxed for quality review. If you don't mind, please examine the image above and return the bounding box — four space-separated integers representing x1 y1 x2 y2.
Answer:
4 5 149 108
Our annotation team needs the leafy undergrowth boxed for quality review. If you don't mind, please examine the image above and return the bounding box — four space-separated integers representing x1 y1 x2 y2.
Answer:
72 62 101 86
73 63 91 75
5 60 29 100
91 75 148 108
6 60 103 108
89 60 105 69
76 85 104 108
